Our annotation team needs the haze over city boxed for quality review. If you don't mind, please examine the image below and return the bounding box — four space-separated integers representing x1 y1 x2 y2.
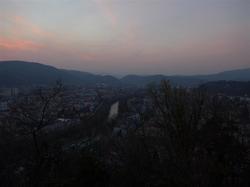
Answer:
0 0 249 75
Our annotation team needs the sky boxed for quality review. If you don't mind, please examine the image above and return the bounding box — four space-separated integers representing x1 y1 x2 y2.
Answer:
0 0 249 75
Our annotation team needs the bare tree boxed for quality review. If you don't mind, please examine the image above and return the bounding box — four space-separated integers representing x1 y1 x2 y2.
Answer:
8 82 64 157
146 80 248 186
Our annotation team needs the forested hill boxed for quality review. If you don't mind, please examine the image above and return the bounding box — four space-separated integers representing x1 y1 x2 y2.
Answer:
1 61 250 87
0 61 120 87
199 81 250 97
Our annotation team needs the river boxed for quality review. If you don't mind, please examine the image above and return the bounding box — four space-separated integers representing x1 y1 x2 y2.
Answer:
108 101 119 120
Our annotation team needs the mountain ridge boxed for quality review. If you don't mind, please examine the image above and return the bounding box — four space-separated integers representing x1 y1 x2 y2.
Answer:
1 60 250 87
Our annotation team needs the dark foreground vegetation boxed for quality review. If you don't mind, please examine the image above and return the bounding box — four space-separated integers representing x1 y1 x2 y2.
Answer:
1 81 250 186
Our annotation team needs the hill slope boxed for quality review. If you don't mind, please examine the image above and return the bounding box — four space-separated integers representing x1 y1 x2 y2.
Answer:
0 61 120 87
1 61 250 87
121 68 250 87
199 81 250 97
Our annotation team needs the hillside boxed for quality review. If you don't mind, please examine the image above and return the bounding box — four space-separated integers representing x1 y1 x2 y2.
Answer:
121 68 250 87
199 81 250 97
1 61 250 87
0 61 120 87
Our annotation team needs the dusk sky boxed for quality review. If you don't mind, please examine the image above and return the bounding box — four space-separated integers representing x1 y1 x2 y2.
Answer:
0 0 249 75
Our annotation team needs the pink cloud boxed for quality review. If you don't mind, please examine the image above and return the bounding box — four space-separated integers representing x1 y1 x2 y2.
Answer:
12 15 52 38
0 37 42 51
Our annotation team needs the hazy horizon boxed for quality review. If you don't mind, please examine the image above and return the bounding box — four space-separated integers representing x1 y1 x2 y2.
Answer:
0 0 249 75
1 59 250 78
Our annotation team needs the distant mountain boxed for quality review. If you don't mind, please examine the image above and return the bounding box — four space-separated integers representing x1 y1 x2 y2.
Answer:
60 69 120 86
195 68 250 82
121 68 250 87
0 61 120 87
199 81 250 97
121 75 205 87
1 61 250 87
